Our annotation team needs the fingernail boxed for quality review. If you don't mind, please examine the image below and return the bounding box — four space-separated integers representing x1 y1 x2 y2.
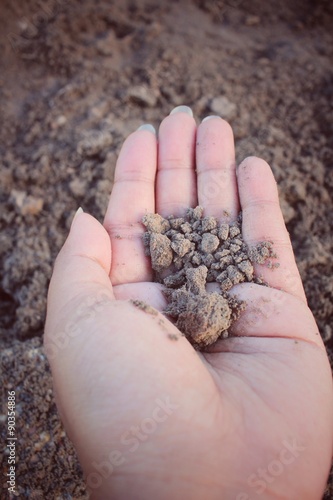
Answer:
137 124 156 134
73 207 84 223
202 115 221 123
169 105 193 117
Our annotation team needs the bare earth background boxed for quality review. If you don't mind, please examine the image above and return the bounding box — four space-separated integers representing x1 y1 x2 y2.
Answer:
0 0 332 498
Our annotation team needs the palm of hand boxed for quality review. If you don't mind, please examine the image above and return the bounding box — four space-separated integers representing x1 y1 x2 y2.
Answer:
45 110 332 500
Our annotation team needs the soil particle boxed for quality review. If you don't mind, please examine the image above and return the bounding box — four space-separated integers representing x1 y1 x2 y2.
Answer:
238 260 254 281
131 299 158 316
201 233 220 253
142 213 171 234
127 85 158 108
248 241 278 265
167 333 180 341
171 236 193 257
202 216 217 232
142 206 275 349
149 233 173 272
210 95 237 121
218 223 230 241
186 266 207 294
77 130 113 157
173 292 232 348
226 265 246 285
11 190 44 216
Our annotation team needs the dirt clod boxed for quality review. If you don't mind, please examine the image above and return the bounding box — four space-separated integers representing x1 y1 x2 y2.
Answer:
201 233 220 253
143 206 276 349
172 291 232 347
249 241 278 265
149 233 173 272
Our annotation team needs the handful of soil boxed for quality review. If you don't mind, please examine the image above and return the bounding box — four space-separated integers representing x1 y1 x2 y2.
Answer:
142 206 277 349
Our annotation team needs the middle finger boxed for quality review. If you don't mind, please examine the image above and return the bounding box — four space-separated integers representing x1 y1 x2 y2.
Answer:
196 116 239 221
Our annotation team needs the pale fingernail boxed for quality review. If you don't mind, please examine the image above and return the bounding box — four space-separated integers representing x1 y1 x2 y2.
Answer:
202 115 221 123
169 105 193 116
137 124 156 134
73 207 84 223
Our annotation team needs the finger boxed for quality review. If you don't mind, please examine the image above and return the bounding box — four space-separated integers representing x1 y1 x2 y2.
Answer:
156 106 197 216
104 126 157 285
45 210 114 360
237 156 306 302
196 116 239 221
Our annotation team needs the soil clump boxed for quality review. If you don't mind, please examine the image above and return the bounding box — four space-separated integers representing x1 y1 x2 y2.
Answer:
143 206 277 348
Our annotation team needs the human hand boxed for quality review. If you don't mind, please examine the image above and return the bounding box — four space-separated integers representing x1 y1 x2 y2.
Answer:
45 107 333 500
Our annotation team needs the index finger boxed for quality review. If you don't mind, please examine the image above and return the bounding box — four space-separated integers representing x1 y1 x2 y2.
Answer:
103 126 157 285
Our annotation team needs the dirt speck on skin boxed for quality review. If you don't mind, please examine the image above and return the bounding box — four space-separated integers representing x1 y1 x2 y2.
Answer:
143 206 277 349
167 333 180 341
131 299 158 316
249 242 279 268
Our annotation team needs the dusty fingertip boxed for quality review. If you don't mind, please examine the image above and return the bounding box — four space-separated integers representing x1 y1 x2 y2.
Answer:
236 156 256 174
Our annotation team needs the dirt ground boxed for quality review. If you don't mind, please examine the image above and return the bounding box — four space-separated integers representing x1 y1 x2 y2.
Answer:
0 0 332 498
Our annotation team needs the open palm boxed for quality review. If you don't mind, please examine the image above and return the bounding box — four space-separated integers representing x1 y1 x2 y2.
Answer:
45 108 333 500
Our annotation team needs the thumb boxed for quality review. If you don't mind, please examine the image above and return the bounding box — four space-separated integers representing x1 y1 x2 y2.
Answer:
44 208 114 362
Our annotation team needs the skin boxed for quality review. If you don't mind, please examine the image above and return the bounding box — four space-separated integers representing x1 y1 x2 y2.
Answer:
44 108 333 500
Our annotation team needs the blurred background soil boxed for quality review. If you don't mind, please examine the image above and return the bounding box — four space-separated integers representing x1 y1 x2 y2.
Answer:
0 0 332 497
